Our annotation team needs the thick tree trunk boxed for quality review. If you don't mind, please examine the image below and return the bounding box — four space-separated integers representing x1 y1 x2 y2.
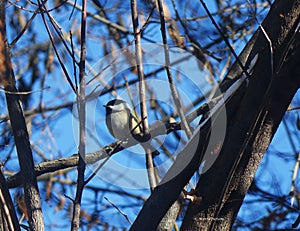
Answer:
130 0 300 230
181 0 300 230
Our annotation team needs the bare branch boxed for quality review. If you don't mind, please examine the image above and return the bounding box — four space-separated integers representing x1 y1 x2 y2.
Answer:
0 170 20 231
104 197 133 225
1 0 45 229
156 0 192 139
71 0 88 228
131 0 157 191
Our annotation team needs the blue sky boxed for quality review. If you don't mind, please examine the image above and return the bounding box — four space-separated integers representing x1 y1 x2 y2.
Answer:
2 0 299 229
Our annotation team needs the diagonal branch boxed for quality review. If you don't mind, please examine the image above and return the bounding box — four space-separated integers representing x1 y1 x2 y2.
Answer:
156 0 192 139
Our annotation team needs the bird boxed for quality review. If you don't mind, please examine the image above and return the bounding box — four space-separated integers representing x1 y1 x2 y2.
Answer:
104 99 159 156
104 99 141 140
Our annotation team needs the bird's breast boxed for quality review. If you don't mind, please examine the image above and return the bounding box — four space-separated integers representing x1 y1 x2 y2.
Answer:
107 110 130 139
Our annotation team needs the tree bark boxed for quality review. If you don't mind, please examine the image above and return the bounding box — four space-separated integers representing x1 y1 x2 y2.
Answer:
0 170 20 231
130 0 300 230
0 0 45 229
181 0 300 230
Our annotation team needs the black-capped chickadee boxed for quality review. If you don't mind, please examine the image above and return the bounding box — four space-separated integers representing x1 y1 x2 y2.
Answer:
104 99 141 140
104 99 159 156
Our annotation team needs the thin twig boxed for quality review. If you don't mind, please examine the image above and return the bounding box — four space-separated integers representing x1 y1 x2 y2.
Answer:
37 0 77 93
199 0 251 79
84 156 110 186
9 10 38 48
0 170 20 230
281 118 300 207
84 140 124 185
66 0 132 35
156 0 192 139
7 0 69 13
288 105 300 112
104 197 133 225
139 6 155 35
0 86 50 95
292 214 300 229
247 0 273 77
130 0 157 191
290 153 300 206
38 0 82 73
37 177 147 201
69 0 77 20
64 194 75 203
70 31 78 91
170 0 220 66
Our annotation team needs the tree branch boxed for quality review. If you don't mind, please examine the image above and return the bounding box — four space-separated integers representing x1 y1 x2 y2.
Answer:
181 0 300 230
1 0 44 229
71 0 87 228
130 0 300 229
